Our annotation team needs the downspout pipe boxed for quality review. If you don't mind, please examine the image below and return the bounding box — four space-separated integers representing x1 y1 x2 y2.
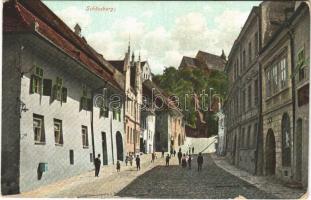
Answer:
287 24 296 180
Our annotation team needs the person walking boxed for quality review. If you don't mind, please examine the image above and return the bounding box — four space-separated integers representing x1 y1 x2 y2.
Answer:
165 154 171 166
197 152 203 171
94 154 101 177
116 160 121 172
192 146 194 154
173 150 176 157
161 149 165 158
136 155 141 171
181 154 187 168
188 154 192 169
125 154 129 166
129 154 133 166
151 152 155 163
177 150 182 165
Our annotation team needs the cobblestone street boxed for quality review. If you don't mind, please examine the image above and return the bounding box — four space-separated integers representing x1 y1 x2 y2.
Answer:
116 154 276 199
13 153 282 198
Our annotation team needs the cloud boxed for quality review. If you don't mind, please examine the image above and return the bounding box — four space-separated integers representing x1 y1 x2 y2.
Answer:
55 6 92 32
52 5 250 75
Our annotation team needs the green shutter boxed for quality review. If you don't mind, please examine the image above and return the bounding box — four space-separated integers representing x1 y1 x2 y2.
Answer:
43 79 52 96
62 87 67 103
30 75 35 94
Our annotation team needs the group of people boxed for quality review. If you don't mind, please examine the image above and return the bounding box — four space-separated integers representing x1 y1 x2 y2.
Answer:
94 153 142 177
94 147 205 177
177 148 204 171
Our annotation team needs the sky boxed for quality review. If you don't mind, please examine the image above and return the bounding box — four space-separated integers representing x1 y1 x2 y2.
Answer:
43 1 261 74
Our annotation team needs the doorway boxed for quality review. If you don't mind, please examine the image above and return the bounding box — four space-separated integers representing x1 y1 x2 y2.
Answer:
101 132 108 165
116 131 124 161
295 119 303 182
265 129 276 175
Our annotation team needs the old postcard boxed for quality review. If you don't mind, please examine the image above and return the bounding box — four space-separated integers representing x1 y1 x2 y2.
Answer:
1 0 309 199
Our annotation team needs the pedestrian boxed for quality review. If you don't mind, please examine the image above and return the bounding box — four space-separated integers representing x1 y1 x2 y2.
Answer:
177 149 182 165
116 160 121 172
94 154 101 177
197 152 203 171
192 146 194 154
151 152 155 163
136 155 141 171
173 150 176 157
188 147 191 155
161 149 164 158
125 154 129 166
188 154 192 169
165 154 171 166
181 154 187 168
129 153 133 166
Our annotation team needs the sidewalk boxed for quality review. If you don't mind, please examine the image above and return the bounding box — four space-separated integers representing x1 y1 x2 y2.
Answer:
11 153 164 198
211 154 307 199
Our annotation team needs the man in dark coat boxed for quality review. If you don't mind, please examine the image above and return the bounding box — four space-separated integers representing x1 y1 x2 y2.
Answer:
165 154 171 166
177 150 182 165
192 147 194 154
197 152 203 171
173 150 176 157
94 154 101 177
136 155 141 171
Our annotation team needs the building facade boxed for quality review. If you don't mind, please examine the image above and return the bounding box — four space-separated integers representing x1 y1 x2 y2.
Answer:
260 1 310 187
224 1 296 175
216 110 225 156
109 46 143 155
2 0 125 194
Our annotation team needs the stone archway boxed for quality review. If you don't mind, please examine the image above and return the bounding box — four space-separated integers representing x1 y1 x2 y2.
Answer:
116 131 124 161
265 129 276 175
295 118 303 182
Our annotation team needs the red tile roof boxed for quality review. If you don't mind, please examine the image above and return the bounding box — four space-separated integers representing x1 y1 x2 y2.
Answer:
3 0 122 91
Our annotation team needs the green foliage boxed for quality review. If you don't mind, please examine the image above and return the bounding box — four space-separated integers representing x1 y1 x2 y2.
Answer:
154 66 228 128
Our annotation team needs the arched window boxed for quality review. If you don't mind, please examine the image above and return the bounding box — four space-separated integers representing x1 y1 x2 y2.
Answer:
281 113 291 166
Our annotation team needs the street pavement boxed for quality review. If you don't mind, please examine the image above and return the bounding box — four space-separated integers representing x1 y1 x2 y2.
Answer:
117 154 276 199
14 153 287 199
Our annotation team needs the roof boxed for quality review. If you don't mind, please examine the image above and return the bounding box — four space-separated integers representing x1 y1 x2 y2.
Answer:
179 56 199 69
108 60 125 73
195 51 226 70
3 0 122 91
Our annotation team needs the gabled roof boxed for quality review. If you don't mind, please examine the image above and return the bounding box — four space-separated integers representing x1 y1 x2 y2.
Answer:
180 56 198 69
108 60 125 73
3 0 122 91
196 50 226 70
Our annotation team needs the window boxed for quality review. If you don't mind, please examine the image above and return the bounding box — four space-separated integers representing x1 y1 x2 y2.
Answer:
266 69 271 97
52 77 67 102
113 108 121 121
33 114 45 143
248 42 252 63
298 84 309 107
69 150 74 165
280 58 287 89
54 119 63 145
127 127 130 143
253 123 258 147
281 113 291 166
80 84 91 111
82 126 89 148
272 64 278 93
30 66 43 94
247 125 251 148
254 79 258 105
297 48 306 81
254 33 259 56
130 128 133 144
248 85 252 109
241 128 245 148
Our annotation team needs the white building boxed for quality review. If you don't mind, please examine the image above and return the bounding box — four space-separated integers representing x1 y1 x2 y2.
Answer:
216 110 225 156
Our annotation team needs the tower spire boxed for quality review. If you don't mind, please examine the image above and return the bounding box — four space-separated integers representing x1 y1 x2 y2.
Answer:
128 34 131 54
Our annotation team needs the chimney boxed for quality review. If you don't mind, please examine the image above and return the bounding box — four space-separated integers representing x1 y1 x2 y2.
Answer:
74 23 81 36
